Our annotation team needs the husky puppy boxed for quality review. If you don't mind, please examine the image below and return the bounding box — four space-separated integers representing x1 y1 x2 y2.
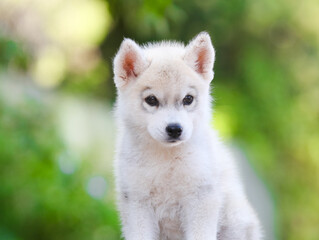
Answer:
113 32 262 240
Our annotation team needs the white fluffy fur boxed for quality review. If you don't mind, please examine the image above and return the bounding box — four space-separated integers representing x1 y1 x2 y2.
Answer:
113 32 262 240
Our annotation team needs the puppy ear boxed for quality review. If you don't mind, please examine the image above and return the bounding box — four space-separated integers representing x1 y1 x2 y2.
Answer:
184 32 215 81
113 38 147 88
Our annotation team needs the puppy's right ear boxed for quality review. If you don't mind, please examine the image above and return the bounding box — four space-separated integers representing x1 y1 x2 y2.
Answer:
184 32 215 82
113 38 147 88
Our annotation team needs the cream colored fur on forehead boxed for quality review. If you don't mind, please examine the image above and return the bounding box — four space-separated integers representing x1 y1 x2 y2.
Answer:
142 41 186 60
143 41 185 50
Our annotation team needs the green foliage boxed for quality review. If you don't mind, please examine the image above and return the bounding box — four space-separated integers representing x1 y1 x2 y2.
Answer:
0 99 120 240
0 35 29 71
61 61 112 100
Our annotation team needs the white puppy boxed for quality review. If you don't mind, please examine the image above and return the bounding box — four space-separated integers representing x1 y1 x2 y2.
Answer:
113 32 262 240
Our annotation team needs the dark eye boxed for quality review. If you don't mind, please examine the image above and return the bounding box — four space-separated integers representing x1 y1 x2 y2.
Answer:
183 95 194 105
145 95 159 107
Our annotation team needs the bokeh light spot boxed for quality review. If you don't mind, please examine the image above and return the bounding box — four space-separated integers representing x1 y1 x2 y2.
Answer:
86 176 107 199
32 46 66 88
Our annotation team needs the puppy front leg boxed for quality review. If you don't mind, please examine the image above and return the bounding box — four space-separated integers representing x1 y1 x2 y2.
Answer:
122 201 157 240
183 194 220 240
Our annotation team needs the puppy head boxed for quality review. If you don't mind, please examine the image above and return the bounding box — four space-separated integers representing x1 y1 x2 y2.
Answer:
113 32 215 146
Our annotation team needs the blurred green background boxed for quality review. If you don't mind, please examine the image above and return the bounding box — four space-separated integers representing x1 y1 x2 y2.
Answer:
0 0 318 239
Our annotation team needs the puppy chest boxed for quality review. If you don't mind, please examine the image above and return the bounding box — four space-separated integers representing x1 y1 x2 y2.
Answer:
149 165 194 200
146 165 194 218
150 188 184 239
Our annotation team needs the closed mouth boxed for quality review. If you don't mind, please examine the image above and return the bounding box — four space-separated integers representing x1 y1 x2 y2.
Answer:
167 138 181 143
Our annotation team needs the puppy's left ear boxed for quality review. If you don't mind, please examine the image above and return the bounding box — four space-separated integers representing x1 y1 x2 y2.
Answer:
184 32 215 81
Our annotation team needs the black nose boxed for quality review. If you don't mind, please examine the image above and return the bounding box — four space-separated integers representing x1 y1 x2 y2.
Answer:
166 123 183 139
